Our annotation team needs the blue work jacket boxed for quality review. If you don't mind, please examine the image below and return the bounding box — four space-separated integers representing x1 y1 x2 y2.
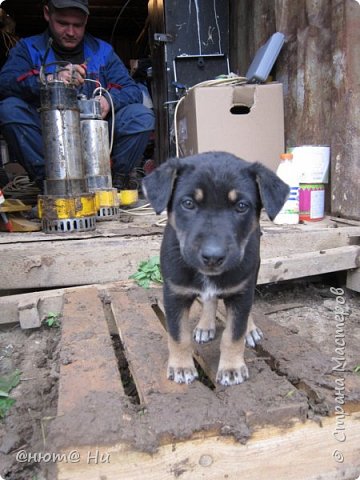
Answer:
0 30 143 111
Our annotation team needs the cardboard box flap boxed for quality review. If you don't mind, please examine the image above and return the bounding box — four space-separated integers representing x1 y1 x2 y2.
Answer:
231 85 256 109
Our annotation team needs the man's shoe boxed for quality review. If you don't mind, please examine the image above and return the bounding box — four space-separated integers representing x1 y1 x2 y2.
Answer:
113 173 128 191
113 172 139 191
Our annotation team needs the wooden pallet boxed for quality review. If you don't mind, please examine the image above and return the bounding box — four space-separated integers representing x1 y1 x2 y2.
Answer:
49 284 360 480
0 216 360 292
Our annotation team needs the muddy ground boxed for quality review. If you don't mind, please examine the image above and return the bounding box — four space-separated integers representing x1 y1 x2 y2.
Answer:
0 274 359 480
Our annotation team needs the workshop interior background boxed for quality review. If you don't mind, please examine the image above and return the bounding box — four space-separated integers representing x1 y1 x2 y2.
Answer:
0 0 359 220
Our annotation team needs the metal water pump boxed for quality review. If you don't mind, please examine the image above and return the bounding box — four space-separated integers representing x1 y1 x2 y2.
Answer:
78 95 119 220
37 80 96 233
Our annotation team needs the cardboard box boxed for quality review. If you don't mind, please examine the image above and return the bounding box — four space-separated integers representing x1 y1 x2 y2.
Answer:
176 82 284 171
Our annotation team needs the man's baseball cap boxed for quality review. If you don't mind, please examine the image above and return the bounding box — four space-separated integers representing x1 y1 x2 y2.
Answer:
50 0 89 15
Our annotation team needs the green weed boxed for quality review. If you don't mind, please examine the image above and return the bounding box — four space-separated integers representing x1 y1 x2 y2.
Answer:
0 369 21 418
43 312 61 328
129 256 163 288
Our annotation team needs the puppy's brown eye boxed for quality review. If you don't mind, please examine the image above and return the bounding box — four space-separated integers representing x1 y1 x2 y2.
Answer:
181 198 195 210
235 201 249 213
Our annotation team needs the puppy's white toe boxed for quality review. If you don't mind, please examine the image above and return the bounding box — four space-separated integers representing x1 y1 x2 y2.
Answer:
167 366 199 384
193 327 216 344
216 365 249 386
245 327 263 348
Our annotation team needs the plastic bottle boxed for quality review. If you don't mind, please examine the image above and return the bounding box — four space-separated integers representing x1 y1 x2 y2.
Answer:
273 153 299 224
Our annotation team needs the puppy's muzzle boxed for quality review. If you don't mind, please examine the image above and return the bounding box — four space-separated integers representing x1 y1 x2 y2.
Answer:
200 240 226 269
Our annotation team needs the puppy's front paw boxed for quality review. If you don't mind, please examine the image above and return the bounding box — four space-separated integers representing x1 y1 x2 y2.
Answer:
245 326 263 348
193 327 216 344
216 364 249 386
167 366 199 384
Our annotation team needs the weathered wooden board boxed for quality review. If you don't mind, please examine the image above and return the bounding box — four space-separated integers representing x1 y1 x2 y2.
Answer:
57 414 360 480
254 314 360 414
258 245 360 285
1 219 359 291
110 287 191 402
57 287 126 417
260 223 360 258
0 220 164 244
0 235 162 290
52 284 360 480
0 287 65 326
347 268 360 293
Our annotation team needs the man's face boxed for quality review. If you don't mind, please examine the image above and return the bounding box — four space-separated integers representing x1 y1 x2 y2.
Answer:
44 6 87 50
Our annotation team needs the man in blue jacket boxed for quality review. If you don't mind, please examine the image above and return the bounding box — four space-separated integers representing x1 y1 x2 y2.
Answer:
0 0 155 190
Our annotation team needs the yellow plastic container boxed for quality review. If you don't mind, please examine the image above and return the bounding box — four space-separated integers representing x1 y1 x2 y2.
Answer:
118 189 138 206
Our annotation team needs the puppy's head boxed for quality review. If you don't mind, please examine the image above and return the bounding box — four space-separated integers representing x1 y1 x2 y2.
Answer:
143 152 289 275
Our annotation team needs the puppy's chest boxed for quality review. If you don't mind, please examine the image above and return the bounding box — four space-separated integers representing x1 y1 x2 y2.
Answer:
200 279 222 300
200 278 249 299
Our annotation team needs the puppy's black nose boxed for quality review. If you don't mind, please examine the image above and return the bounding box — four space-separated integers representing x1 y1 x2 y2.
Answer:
201 243 225 267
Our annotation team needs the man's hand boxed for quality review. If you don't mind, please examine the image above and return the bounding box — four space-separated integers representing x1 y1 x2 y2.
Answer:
98 95 110 119
56 63 87 86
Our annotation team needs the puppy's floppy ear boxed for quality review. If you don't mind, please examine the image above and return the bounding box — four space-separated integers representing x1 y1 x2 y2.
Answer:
142 157 180 214
249 162 290 221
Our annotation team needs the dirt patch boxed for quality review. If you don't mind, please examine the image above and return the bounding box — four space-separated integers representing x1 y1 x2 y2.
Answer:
0 324 61 480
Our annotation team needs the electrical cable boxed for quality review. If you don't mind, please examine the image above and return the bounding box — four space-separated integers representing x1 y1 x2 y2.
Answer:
91 85 115 153
118 201 167 227
2 175 40 203
110 0 133 46
1 31 17 54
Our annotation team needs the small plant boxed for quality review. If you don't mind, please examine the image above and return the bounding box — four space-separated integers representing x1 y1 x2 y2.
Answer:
129 256 163 288
43 311 62 328
0 369 21 419
354 365 360 375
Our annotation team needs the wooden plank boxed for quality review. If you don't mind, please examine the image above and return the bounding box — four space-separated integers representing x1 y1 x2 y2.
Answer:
1 217 360 291
1 216 359 246
57 287 125 418
254 314 360 414
1 241 358 292
0 283 130 326
0 235 162 290
258 245 360 284
329 216 360 227
0 219 164 244
18 297 41 329
0 288 64 326
57 413 360 480
347 268 360 293
260 224 360 258
110 287 199 403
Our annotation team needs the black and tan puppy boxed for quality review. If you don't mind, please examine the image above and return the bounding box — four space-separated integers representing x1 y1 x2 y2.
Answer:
143 151 289 386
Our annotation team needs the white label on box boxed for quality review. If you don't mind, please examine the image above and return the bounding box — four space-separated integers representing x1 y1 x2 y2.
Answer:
310 189 325 218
